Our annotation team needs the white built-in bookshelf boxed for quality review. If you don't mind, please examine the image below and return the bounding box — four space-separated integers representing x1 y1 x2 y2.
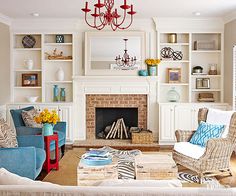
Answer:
12 33 74 104
157 32 223 103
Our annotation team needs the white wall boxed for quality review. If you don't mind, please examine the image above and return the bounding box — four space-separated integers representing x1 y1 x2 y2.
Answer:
0 22 10 105
224 19 236 106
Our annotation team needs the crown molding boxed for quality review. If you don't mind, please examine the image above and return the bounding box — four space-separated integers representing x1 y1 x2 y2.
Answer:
0 12 11 26
153 17 224 32
224 10 236 24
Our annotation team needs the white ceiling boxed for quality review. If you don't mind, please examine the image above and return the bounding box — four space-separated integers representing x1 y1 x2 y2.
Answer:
0 0 235 19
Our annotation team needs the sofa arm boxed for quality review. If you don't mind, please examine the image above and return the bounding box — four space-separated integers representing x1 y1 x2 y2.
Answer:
16 126 42 136
53 121 66 135
175 130 196 142
0 147 36 179
17 135 44 149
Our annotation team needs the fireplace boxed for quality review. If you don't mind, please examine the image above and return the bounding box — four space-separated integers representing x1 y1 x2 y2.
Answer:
95 107 138 139
86 94 147 140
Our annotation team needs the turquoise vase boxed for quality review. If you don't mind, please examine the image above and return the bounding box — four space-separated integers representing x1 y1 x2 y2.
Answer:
53 85 59 102
148 65 157 76
60 88 66 102
42 123 53 136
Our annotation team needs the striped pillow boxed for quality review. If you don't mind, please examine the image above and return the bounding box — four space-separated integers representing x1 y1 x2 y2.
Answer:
21 109 42 128
0 118 18 148
190 121 225 147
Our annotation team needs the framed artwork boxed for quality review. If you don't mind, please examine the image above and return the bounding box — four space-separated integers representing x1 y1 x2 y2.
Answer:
167 68 181 83
196 78 210 89
22 73 38 86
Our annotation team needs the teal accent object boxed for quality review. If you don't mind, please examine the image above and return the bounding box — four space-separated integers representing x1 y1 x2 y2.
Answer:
60 88 66 102
42 123 53 136
81 154 112 166
53 85 59 102
138 69 148 76
190 121 225 147
148 66 157 76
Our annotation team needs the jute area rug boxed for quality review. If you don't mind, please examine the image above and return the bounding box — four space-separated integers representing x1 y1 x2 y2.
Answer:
43 148 222 188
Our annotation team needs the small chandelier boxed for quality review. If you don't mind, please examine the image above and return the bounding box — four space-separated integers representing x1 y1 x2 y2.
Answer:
81 0 136 31
115 39 137 67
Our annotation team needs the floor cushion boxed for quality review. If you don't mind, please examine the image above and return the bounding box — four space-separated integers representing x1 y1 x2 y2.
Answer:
174 142 205 159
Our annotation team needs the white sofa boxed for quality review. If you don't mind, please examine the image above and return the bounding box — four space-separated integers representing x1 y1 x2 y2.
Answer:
0 168 236 196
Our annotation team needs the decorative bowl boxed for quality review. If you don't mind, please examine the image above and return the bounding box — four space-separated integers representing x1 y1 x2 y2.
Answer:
26 96 38 103
138 69 148 76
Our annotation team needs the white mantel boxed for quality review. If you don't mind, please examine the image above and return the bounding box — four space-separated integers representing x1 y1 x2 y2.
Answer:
73 76 159 141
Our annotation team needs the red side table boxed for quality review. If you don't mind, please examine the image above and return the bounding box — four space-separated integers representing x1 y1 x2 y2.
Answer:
43 132 59 173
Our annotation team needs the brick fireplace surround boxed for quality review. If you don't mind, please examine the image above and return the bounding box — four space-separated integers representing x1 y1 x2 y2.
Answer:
86 94 147 140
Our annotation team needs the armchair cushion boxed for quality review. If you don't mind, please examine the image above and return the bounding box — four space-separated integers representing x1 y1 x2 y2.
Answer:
21 109 42 128
174 142 205 159
189 121 225 147
0 118 18 148
10 106 34 127
35 148 46 169
206 108 234 138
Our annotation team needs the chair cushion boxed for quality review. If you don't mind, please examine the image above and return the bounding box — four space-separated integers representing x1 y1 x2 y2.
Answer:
21 109 42 128
35 148 46 169
206 108 234 138
10 106 34 127
0 118 18 148
174 142 205 159
190 121 225 147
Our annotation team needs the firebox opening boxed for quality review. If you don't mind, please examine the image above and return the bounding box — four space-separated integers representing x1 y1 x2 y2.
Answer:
95 107 138 139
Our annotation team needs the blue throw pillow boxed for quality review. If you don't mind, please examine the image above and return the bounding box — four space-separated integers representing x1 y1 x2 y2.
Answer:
190 121 225 147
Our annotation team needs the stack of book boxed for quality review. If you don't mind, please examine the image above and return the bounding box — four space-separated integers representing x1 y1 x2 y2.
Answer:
81 150 112 166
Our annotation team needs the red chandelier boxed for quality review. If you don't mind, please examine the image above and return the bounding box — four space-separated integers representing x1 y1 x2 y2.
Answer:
81 0 136 31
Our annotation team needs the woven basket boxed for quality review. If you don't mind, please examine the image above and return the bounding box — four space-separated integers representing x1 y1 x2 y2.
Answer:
131 130 153 144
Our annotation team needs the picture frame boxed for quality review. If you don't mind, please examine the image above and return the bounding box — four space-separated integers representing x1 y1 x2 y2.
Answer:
22 73 38 86
196 78 210 89
167 68 181 83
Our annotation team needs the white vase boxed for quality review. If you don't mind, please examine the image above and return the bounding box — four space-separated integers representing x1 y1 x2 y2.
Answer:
56 67 64 81
24 59 34 70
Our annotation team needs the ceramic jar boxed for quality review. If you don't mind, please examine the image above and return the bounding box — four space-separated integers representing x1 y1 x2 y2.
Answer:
24 59 34 70
56 67 64 81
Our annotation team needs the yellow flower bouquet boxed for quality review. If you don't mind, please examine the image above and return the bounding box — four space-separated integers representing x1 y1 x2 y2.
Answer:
145 58 161 66
34 109 60 136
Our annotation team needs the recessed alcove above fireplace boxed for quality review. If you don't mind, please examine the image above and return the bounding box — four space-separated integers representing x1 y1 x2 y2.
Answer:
95 107 138 139
86 94 147 140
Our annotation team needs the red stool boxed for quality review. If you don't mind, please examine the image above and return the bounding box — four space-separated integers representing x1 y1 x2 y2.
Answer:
43 132 59 173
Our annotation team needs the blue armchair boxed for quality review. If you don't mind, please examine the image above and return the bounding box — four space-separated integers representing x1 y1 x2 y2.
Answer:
0 135 46 179
10 106 66 155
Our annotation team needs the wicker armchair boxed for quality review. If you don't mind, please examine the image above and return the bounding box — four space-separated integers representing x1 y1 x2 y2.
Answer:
173 108 236 184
